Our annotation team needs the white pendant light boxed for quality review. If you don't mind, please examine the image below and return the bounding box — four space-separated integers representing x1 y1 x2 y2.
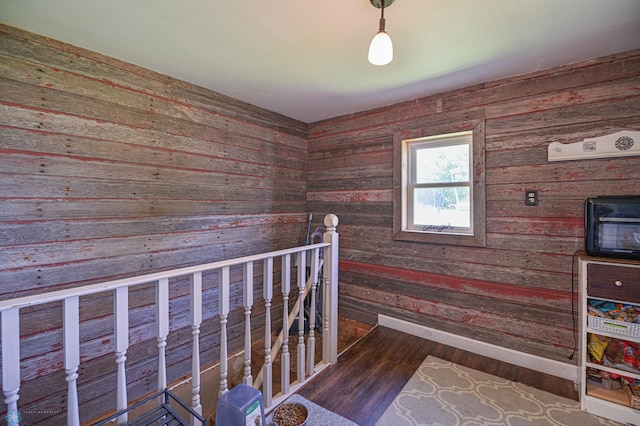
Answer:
368 0 395 66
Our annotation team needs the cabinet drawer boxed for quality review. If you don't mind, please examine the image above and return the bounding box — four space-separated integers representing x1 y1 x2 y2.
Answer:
588 263 640 303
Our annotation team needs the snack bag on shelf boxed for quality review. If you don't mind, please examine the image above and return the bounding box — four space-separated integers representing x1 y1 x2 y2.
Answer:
621 340 640 371
605 338 625 364
588 333 609 362
588 300 640 323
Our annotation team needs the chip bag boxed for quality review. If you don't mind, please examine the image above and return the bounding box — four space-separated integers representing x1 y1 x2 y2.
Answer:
588 334 608 362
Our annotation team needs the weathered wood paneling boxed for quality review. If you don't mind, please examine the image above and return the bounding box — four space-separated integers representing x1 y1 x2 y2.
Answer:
308 49 640 365
2 20 640 424
0 23 308 423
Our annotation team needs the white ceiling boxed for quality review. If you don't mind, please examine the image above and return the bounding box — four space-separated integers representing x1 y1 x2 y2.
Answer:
1 1 640 123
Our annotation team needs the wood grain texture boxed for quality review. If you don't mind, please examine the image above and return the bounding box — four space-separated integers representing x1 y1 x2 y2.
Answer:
1 20 639 425
308 49 640 367
0 22 308 424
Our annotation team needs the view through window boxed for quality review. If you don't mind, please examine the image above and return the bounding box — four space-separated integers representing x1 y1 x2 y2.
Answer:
407 131 472 234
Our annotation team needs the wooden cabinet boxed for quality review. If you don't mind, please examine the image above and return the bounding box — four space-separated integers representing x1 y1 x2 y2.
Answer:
579 254 640 424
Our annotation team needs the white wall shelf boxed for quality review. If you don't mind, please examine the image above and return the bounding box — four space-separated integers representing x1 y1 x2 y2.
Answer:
548 131 640 162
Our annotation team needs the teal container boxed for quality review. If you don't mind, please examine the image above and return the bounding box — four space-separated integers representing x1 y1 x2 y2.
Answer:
215 384 265 426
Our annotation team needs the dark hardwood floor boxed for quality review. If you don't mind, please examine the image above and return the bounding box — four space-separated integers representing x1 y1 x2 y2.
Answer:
297 324 579 426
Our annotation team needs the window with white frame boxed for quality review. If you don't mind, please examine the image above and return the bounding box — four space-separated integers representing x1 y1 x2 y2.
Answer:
393 120 486 247
405 131 473 234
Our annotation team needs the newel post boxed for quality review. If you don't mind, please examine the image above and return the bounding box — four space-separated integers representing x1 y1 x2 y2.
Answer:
322 214 339 365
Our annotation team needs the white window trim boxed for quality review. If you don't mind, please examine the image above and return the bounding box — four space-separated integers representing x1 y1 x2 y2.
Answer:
404 131 473 235
393 119 486 247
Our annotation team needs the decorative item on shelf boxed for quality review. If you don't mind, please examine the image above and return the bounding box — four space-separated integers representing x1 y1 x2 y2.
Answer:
547 130 640 161
368 0 395 66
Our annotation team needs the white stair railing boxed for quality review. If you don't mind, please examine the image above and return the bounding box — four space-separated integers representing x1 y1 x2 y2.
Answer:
0 214 339 425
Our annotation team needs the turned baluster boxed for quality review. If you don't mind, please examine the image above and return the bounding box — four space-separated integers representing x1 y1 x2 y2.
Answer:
63 296 80 426
262 257 274 407
190 272 203 418
156 278 169 392
218 266 230 396
281 254 291 394
114 287 129 425
2 308 21 426
306 248 320 375
242 262 254 386
296 251 306 384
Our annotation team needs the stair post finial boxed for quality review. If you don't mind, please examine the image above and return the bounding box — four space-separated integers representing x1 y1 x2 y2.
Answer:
324 214 339 230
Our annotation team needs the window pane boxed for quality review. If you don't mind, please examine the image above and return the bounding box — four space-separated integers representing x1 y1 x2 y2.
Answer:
413 187 471 228
415 144 469 184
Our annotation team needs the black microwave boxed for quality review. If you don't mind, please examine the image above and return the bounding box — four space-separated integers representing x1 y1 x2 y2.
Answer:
585 196 640 260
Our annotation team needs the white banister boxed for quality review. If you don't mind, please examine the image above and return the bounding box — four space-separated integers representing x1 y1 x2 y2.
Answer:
156 278 169 392
280 254 291 395
218 266 230 396
262 257 274 407
63 296 80 426
190 271 203 418
2 308 20 426
296 252 306 384
242 261 254 386
114 287 129 425
322 214 339 365
0 243 329 313
0 216 340 424
253 263 318 390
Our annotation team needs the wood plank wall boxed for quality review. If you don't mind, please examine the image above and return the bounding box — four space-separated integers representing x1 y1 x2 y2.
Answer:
0 24 309 424
307 50 640 364
2 20 639 424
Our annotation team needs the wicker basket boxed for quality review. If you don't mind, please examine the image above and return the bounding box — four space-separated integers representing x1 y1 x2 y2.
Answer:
588 315 640 338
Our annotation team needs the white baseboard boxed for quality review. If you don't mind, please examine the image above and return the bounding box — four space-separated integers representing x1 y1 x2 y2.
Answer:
378 314 579 383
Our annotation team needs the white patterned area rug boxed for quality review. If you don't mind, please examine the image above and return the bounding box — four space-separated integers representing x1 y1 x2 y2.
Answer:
376 356 623 426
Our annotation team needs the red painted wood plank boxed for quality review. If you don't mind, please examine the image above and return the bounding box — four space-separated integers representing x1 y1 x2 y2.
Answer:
340 259 570 303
